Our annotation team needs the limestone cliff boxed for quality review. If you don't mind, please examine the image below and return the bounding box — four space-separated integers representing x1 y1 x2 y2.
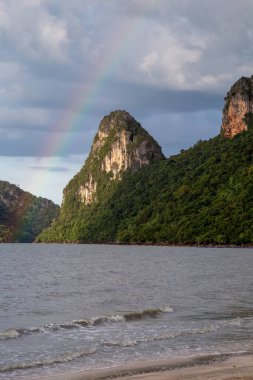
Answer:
64 110 164 206
221 76 253 138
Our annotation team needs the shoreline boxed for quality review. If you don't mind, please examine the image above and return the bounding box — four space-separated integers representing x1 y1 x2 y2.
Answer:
3 240 253 247
33 241 253 248
38 353 253 380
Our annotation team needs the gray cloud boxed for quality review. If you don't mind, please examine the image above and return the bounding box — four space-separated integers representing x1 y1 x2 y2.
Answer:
0 129 94 157
142 110 221 157
0 0 252 160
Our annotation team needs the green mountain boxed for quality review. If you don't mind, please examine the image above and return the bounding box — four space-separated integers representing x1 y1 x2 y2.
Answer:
38 77 253 245
0 181 60 242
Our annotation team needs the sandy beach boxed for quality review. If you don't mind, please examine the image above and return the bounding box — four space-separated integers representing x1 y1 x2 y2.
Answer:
39 354 253 380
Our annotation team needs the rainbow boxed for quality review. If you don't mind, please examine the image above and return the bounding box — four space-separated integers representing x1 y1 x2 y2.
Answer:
30 4 153 204
46 15 146 157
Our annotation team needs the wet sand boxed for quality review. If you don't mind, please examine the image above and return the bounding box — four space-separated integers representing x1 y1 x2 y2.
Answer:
40 353 253 380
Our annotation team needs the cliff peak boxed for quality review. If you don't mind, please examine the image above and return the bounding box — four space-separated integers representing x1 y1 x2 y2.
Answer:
98 110 136 134
221 75 253 138
65 110 165 206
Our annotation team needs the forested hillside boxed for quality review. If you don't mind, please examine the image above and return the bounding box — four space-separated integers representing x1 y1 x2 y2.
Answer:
0 181 59 242
37 113 253 245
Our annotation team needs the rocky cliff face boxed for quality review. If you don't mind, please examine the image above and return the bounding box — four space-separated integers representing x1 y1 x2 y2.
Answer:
68 110 165 206
221 76 253 138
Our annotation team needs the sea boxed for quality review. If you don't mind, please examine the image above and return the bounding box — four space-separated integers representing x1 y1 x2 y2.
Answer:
1 244 253 379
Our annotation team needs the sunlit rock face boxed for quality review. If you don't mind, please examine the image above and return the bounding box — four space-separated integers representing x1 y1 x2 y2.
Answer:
78 175 97 205
96 111 164 177
221 76 253 138
76 110 165 205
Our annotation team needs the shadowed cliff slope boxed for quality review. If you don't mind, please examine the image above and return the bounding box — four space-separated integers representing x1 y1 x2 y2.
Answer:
0 181 59 242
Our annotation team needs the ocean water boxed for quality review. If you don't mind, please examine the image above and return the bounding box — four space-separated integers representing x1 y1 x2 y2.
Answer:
1 244 253 379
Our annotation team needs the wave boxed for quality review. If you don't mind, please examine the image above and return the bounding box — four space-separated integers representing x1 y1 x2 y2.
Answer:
90 314 126 325
0 305 173 341
123 306 173 321
104 324 220 347
0 347 96 373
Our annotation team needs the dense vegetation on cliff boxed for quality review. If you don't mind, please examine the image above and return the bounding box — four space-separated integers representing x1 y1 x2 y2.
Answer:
0 181 60 242
38 113 253 245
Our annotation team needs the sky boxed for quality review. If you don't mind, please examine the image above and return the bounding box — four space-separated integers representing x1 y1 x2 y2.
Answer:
1 0 253 204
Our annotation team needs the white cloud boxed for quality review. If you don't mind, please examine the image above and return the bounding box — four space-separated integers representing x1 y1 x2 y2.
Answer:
139 52 158 78
38 17 69 61
195 73 233 88
138 25 203 89
0 2 9 28
0 0 69 62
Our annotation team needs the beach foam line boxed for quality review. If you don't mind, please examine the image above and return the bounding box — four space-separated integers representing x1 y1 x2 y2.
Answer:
0 306 173 340
0 347 96 373
104 324 220 347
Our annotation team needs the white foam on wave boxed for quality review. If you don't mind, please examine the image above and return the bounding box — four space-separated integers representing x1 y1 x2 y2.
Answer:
160 306 173 313
222 318 242 327
103 323 220 349
0 329 20 340
90 314 126 326
71 319 90 327
136 326 214 344
191 325 219 335
0 347 96 373
108 314 126 322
